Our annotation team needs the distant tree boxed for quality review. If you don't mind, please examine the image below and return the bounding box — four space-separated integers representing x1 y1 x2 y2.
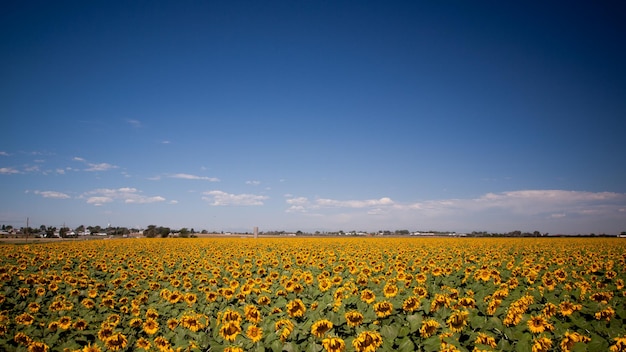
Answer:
59 227 69 238
179 228 189 238
46 226 56 238
144 225 158 238
159 227 171 238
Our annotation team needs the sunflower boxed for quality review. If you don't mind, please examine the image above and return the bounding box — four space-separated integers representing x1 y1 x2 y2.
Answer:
153 336 170 351
352 331 383 352
402 296 421 312
101 297 115 309
15 313 35 325
224 347 244 352
311 319 333 338
97 325 114 342
542 302 557 318
373 301 393 318
345 311 364 327
415 273 427 284
27 302 40 313
73 319 88 331
447 310 469 332
107 314 121 326
167 290 183 303
206 291 218 302
420 319 440 338
474 333 497 348
590 291 613 304
383 283 398 298
135 337 151 350
413 286 428 298
610 336 626 352
257 295 271 305
81 342 102 352
286 299 307 318
560 331 590 352
559 301 581 316
184 293 197 306
246 324 263 342
129 317 143 328
244 305 262 323
14 332 32 346
322 337 346 352
81 298 95 309
527 315 549 334
145 307 159 320
486 299 502 315
220 321 242 342
360 289 376 304
222 309 242 324
47 321 59 331
595 307 615 321
143 318 159 335
430 294 448 312
104 332 127 351
180 313 206 332
57 316 72 330
532 337 552 352
454 297 474 309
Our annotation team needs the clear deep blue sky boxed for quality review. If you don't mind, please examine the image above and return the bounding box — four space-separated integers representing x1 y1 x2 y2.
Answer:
2 1 625 234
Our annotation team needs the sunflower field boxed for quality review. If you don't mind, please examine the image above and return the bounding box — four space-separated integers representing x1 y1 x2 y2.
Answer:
1 237 626 352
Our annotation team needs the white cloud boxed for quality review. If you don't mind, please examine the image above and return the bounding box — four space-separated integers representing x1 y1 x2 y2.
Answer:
86 197 113 206
161 140 171 144
56 168 65 174
397 190 626 224
286 197 309 205
85 162 118 172
170 173 220 182
0 167 20 174
280 190 626 233
286 205 307 213
126 119 141 128
82 188 166 206
33 190 71 199
0 151 9 156
246 180 261 185
316 197 394 208
202 190 268 206
73 157 118 172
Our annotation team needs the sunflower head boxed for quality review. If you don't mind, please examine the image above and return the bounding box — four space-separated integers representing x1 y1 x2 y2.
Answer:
322 336 346 352
246 324 263 342
311 319 333 338
352 331 383 352
286 299 307 318
219 321 242 342
373 301 393 318
344 311 364 328
447 310 469 332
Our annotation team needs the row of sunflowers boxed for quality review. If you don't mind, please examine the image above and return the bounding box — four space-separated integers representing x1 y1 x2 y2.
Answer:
1 237 625 351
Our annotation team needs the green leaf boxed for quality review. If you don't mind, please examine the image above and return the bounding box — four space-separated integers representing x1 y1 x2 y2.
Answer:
380 325 398 341
397 337 415 352
406 314 422 333
423 336 440 352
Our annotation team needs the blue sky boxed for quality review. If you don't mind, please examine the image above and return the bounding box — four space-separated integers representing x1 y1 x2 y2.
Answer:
2 1 625 234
